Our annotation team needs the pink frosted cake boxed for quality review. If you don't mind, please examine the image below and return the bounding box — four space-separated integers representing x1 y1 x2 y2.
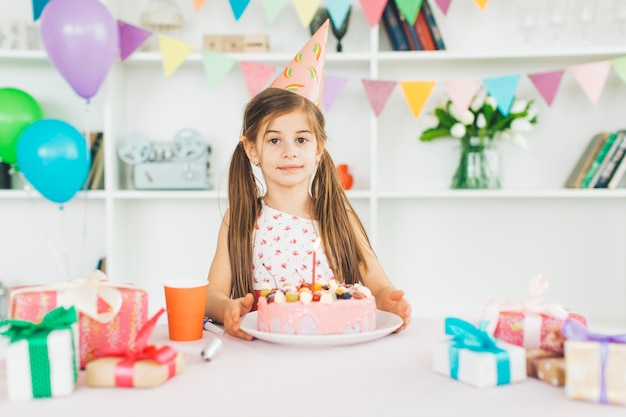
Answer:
256 280 377 335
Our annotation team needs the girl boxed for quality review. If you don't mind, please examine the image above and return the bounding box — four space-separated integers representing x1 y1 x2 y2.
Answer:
205 88 412 340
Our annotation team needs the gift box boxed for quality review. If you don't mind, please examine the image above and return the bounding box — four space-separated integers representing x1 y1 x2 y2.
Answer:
563 319 626 406
1 306 78 400
482 275 587 353
85 308 185 388
526 349 566 386
9 270 148 369
433 318 527 388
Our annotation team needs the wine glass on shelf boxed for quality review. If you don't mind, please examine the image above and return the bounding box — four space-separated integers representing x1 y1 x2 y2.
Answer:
546 0 570 47
572 0 598 46
515 0 539 47
309 6 352 52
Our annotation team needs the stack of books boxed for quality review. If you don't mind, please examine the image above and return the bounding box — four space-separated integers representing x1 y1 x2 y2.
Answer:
381 0 446 51
565 130 626 189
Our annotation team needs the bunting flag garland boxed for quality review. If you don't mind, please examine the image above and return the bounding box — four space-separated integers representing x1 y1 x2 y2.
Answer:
292 0 321 28
443 78 482 114
395 0 424 26
202 50 237 89
434 0 451 15
323 74 350 112
240 61 277 98
32 0 50 21
527 70 564 107
362 79 397 116
612 56 626 85
229 0 251 20
159 35 195 77
570 60 612 105
474 0 489 11
263 0 289 24
399 80 436 118
117 21 152 61
482 74 521 116
359 0 388 27
327 0 353 29
193 0 207 12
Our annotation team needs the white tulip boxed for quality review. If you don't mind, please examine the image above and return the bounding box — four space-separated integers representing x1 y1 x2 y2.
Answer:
470 89 487 111
527 103 539 118
510 99 528 114
450 123 467 138
511 118 533 133
459 109 475 125
476 113 487 128
485 96 497 108
511 132 528 149
422 114 440 129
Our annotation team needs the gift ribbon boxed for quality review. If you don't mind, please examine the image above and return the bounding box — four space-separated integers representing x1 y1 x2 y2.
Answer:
99 308 178 387
445 317 511 385
562 319 626 404
481 275 569 348
0 306 78 398
9 270 129 323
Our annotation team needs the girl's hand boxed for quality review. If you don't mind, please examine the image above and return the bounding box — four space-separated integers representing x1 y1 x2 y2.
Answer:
223 293 255 340
378 289 412 332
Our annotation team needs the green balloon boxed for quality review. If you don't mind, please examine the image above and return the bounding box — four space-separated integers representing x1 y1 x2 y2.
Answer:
0 88 43 164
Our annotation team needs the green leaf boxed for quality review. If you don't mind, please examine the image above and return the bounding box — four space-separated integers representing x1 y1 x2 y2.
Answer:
419 127 451 141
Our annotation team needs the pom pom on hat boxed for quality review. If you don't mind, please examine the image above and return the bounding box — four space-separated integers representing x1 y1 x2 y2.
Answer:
269 19 329 107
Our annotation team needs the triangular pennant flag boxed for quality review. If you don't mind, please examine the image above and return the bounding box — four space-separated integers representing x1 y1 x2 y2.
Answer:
570 60 611 105
443 78 482 114
612 56 626 84
263 0 289 23
359 0 387 27
395 0 424 26
117 21 152 61
202 50 236 89
292 0 321 27
399 80 435 118
362 79 397 116
482 74 521 116
193 0 207 11
229 0 251 20
527 70 564 107
322 74 349 112
327 0 352 29
158 35 195 77
241 61 277 98
435 0 451 15
32 0 50 21
474 0 489 11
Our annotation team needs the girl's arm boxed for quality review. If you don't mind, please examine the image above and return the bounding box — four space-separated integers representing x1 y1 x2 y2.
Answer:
348 213 412 332
206 209 255 340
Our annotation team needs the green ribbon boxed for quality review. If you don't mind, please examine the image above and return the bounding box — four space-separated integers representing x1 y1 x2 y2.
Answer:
445 317 511 385
0 306 78 398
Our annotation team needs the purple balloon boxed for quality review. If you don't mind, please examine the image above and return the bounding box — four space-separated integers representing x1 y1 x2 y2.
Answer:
40 0 119 100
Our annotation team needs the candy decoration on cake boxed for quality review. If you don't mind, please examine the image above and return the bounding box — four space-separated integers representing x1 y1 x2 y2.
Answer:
269 19 329 107
1 306 78 400
257 279 376 335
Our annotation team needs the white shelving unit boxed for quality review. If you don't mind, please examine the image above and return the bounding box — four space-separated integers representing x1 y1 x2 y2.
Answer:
2 1 626 328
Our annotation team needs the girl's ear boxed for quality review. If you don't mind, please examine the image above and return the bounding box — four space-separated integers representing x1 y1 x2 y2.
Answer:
243 139 259 165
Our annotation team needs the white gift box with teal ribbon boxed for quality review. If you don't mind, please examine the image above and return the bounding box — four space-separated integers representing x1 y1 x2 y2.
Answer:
433 317 527 388
1 306 78 401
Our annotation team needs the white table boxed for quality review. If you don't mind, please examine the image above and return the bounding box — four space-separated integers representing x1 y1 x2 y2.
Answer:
1 318 624 416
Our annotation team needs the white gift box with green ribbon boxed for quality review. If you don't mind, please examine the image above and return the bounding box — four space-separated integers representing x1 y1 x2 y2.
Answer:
1 306 78 400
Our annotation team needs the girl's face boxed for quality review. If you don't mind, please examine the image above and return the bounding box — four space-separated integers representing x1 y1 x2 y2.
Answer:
247 110 321 193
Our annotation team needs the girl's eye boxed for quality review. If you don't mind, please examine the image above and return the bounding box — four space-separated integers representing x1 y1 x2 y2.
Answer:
296 137 308 144
268 138 280 144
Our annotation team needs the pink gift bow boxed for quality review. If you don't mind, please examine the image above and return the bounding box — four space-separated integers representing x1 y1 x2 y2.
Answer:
9 270 128 323
99 308 178 387
481 275 569 338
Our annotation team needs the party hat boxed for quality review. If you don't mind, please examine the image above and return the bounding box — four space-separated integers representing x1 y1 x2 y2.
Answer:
269 19 329 107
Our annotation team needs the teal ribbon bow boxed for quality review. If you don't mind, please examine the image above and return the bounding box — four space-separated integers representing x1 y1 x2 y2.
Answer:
0 306 78 398
445 317 511 385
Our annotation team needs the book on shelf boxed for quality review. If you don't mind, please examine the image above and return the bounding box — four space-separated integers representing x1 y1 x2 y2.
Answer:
421 0 446 50
414 5 436 51
595 130 626 188
564 132 610 188
381 0 410 51
399 9 422 50
587 131 623 188
85 131 104 190
608 145 626 188
580 131 618 188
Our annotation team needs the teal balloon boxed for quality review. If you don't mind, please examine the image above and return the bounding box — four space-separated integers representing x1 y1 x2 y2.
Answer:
16 119 90 204
0 88 44 164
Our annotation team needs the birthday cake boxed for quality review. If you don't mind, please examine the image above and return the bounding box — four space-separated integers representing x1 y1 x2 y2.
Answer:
256 280 377 335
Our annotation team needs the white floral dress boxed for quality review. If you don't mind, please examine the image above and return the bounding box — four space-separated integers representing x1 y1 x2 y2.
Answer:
252 201 335 292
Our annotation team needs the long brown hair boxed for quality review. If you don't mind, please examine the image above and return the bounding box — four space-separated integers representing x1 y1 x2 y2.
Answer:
228 88 372 299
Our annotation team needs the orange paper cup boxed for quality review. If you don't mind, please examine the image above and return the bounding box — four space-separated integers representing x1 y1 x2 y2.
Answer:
163 279 208 341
